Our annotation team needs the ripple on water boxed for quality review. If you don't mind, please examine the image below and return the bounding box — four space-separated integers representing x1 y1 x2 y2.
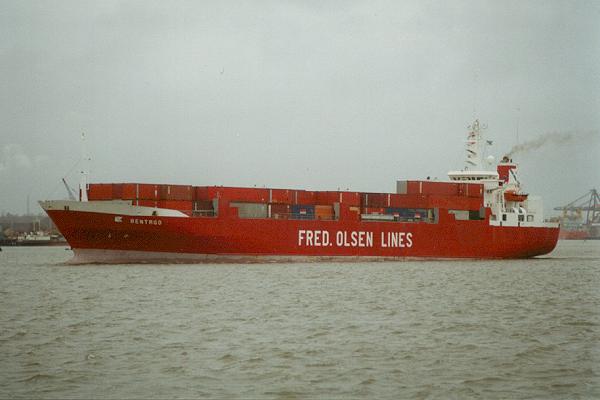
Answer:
0 242 599 399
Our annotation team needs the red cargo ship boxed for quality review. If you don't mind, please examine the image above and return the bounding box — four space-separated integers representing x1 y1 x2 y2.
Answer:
41 121 559 263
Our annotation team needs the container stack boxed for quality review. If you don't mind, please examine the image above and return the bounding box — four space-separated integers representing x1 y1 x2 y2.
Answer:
85 179 484 221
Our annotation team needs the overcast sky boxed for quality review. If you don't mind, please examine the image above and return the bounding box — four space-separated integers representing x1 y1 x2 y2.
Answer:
1 0 599 215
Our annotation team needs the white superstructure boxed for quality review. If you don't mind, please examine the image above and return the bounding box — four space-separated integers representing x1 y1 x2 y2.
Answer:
448 120 557 228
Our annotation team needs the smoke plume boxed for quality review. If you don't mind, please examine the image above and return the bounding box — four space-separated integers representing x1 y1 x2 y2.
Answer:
507 130 598 157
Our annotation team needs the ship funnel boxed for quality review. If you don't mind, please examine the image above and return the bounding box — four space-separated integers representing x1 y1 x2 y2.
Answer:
497 155 518 184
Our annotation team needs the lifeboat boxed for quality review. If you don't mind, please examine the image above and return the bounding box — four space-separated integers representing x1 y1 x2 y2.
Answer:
504 190 528 202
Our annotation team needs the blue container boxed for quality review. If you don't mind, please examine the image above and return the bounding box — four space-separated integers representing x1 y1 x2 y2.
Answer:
291 204 315 220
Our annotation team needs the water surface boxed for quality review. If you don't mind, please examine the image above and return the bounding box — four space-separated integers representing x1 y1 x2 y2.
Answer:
1 241 599 399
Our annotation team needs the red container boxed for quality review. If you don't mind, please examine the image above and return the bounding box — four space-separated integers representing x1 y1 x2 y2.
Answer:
270 203 290 219
340 192 360 206
88 184 113 200
406 181 422 194
157 200 193 212
271 189 292 204
158 184 193 201
420 181 460 196
315 191 339 205
111 184 123 199
209 187 269 203
138 184 158 200
389 193 428 208
466 183 483 198
194 186 210 201
429 195 482 210
122 183 137 200
137 199 157 208
457 183 483 198
361 193 388 208
295 190 316 205
339 204 360 221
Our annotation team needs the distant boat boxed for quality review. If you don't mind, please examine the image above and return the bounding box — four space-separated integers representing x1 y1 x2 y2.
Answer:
15 232 67 246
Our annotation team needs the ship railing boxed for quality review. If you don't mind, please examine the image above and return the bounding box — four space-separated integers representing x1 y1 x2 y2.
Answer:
192 209 216 217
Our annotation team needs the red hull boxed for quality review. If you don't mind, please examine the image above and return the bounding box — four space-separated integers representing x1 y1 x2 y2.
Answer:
46 208 559 263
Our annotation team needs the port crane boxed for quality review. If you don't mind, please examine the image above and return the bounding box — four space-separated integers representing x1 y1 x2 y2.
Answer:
554 189 600 226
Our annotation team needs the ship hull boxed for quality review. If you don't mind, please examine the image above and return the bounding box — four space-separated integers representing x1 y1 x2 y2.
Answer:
45 208 559 263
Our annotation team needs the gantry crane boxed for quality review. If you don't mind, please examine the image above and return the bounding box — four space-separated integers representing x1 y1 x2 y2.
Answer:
554 189 600 226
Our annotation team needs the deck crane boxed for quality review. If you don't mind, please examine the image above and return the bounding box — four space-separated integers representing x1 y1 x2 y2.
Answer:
62 178 77 201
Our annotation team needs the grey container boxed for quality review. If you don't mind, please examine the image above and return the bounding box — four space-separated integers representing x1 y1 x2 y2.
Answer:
230 202 268 219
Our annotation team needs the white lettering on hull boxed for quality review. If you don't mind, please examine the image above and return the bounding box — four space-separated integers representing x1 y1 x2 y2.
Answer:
298 230 331 247
298 230 412 248
129 218 163 226
380 232 413 248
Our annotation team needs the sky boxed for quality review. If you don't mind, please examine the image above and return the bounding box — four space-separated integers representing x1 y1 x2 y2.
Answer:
1 0 599 215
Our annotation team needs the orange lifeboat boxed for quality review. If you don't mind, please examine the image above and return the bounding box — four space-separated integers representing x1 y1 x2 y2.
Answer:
504 190 528 202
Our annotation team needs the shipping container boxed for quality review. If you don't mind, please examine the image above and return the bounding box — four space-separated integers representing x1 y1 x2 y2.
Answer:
138 184 158 200
209 187 269 203
465 183 483 198
316 191 340 205
426 181 459 196
122 183 137 200
112 184 123 199
340 191 361 206
396 180 421 195
270 189 292 204
397 180 461 196
338 205 360 221
157 200 193 212
270 203 290 219
294 190 317 205
428 195 482 210
360 193 388 208
138 200 157 208
87 184 113 200
315 205 334 220
389 193 428 208
158 184 193 201
194 186 210 201
291 204 315 220
230 202 268 219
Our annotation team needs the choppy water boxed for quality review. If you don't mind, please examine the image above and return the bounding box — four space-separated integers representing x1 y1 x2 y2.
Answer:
1 241 599 399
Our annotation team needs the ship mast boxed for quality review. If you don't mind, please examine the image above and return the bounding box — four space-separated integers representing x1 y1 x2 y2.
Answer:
447 120 498 181
465 119 485 170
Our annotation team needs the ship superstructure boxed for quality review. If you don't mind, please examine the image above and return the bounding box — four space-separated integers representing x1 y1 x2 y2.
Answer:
40 120 559 263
